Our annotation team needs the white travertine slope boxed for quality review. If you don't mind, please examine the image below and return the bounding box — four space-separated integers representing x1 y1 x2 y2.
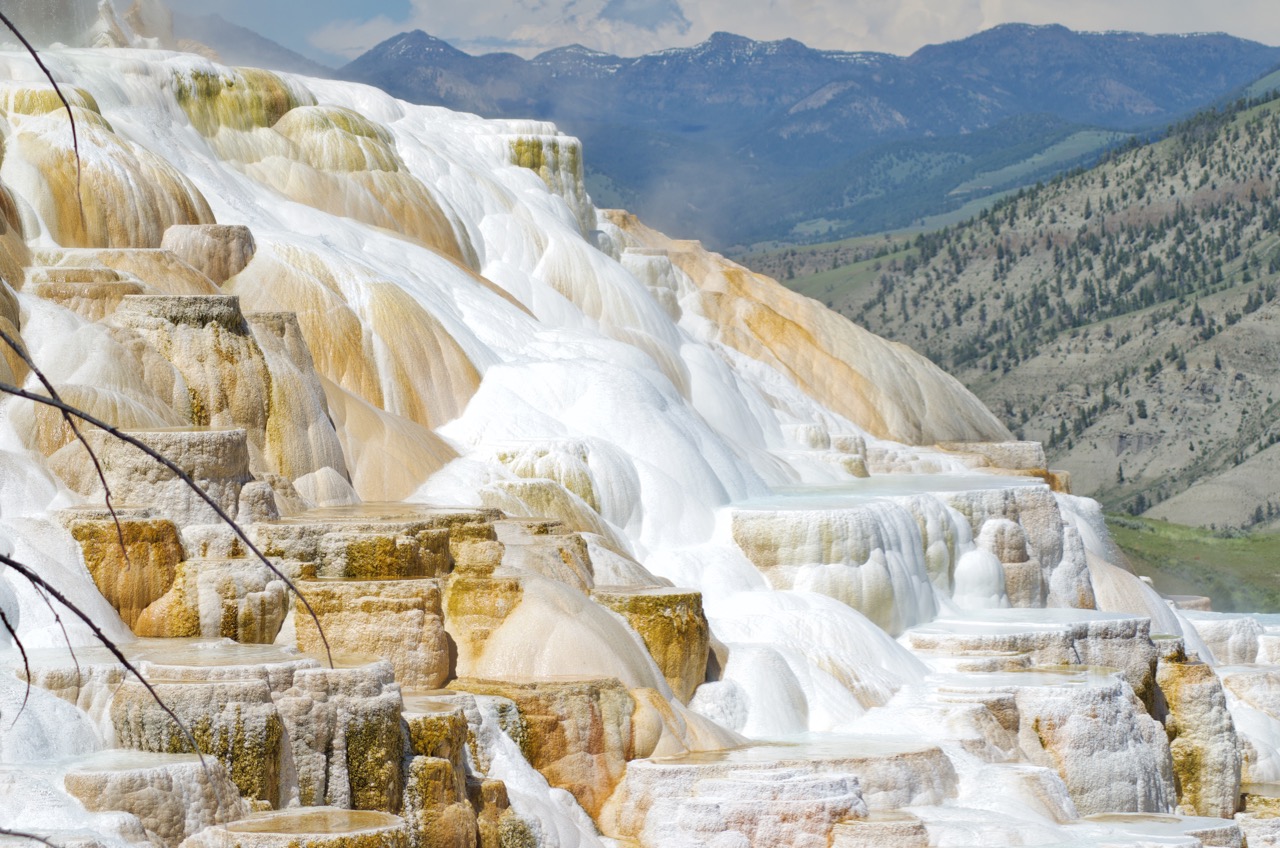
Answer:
0 11 1270 847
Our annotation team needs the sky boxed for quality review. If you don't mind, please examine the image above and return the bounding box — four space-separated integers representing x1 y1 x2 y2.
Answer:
161 0 1280 66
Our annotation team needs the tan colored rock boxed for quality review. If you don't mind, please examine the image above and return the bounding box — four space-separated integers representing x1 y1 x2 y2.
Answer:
162 224 257 286
1157 650 1241 817
488 441 602 513
294 578 450 689
729 503 938 636
479 478 629 555
111 676 284 806
600 738 952 846
1015 675 1175 815
402 757 478 848
36 246 221 295
495 520 594 593
443 571 524 672
1 94 214 249
830 812 928 848
31 278 145 321
628 686 745 760
403 695 469 781
976 518 1043 608
602 211 1009 445
450 677 634 818
60 506 184 630
63 752 248 847
936 441 1048 471
31 245 222 296
245 311 350 484
53 427 251 527
906 610 1159 708
275 664 405 811
134 558 289 643
318 378 459 501
944 486 1065 599
318 531 446 580
252 505 496 579
179 808 408 848
593 587 709 704
467 778 535 848
112 294 273 464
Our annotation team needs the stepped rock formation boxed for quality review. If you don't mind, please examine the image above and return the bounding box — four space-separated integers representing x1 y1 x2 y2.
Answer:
0 10 1274 848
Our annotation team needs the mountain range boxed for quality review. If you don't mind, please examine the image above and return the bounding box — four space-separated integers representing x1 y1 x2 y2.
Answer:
341 25 1280 247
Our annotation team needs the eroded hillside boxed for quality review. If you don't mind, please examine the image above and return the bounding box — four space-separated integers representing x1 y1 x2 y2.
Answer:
775 94 1280 529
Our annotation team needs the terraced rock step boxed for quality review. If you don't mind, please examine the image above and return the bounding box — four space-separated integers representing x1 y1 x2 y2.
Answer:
253 504 500 577
63 750 248 847
592 586 709 703
182 808 408 848
906 608 1160 704
601 737 955 847
830 811 928 848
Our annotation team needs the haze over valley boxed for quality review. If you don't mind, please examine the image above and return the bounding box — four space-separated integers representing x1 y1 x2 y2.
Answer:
0 3 1276 848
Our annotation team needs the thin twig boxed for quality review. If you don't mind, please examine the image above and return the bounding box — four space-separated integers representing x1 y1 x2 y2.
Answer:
0 552 205 764
0 608 31 727
0 327 131 567
0 381 334 668
0 829 59 848
27 582 82 692
0 12 82 210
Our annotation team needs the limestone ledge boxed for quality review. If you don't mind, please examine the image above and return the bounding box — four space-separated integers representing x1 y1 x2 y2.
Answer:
592 586 709 704
905 609 1160 707
52 427 252 528
135 558 289 644
64 751 249 848
179 808 407 848
448 676 634 819
1155 641 1242 818
294 578 450 690
600 737 954 848
58 505 185 631
252 505 499 579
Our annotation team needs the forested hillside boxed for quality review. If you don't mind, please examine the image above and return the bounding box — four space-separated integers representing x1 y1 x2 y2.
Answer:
774 93 1280 529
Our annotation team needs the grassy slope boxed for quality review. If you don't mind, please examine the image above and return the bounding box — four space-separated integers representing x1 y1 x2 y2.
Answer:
1107 515 1280 612
751 92 1280 530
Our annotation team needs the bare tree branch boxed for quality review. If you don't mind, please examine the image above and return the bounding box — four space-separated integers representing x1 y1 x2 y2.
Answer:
0 608 31 727
0 828 59 848
0 326 131 566
23 582 82 691
0 12 82 207
0 552 205 764
0 380 334 667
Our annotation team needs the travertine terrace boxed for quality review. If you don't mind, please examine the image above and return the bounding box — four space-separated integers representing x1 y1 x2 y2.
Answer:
1 4 1279 848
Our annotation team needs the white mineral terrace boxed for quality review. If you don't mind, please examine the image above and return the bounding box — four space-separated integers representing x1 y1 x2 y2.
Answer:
0 4 1276 848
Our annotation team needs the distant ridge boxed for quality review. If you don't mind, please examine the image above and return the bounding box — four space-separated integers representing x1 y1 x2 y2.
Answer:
340 24 1280 247
173 12 333 78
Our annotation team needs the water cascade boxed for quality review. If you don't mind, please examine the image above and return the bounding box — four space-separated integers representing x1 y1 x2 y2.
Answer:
0 11 1278 848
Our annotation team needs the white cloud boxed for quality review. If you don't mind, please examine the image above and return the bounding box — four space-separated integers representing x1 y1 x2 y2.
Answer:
308 0 1280 62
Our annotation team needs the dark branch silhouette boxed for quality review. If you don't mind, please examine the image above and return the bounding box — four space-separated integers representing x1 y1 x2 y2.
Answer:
0 608 30 726
0 552 204 760
0 17 334 842
0 325 132 567
0 830 59 848
0 11 82 205
1 378 334 667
